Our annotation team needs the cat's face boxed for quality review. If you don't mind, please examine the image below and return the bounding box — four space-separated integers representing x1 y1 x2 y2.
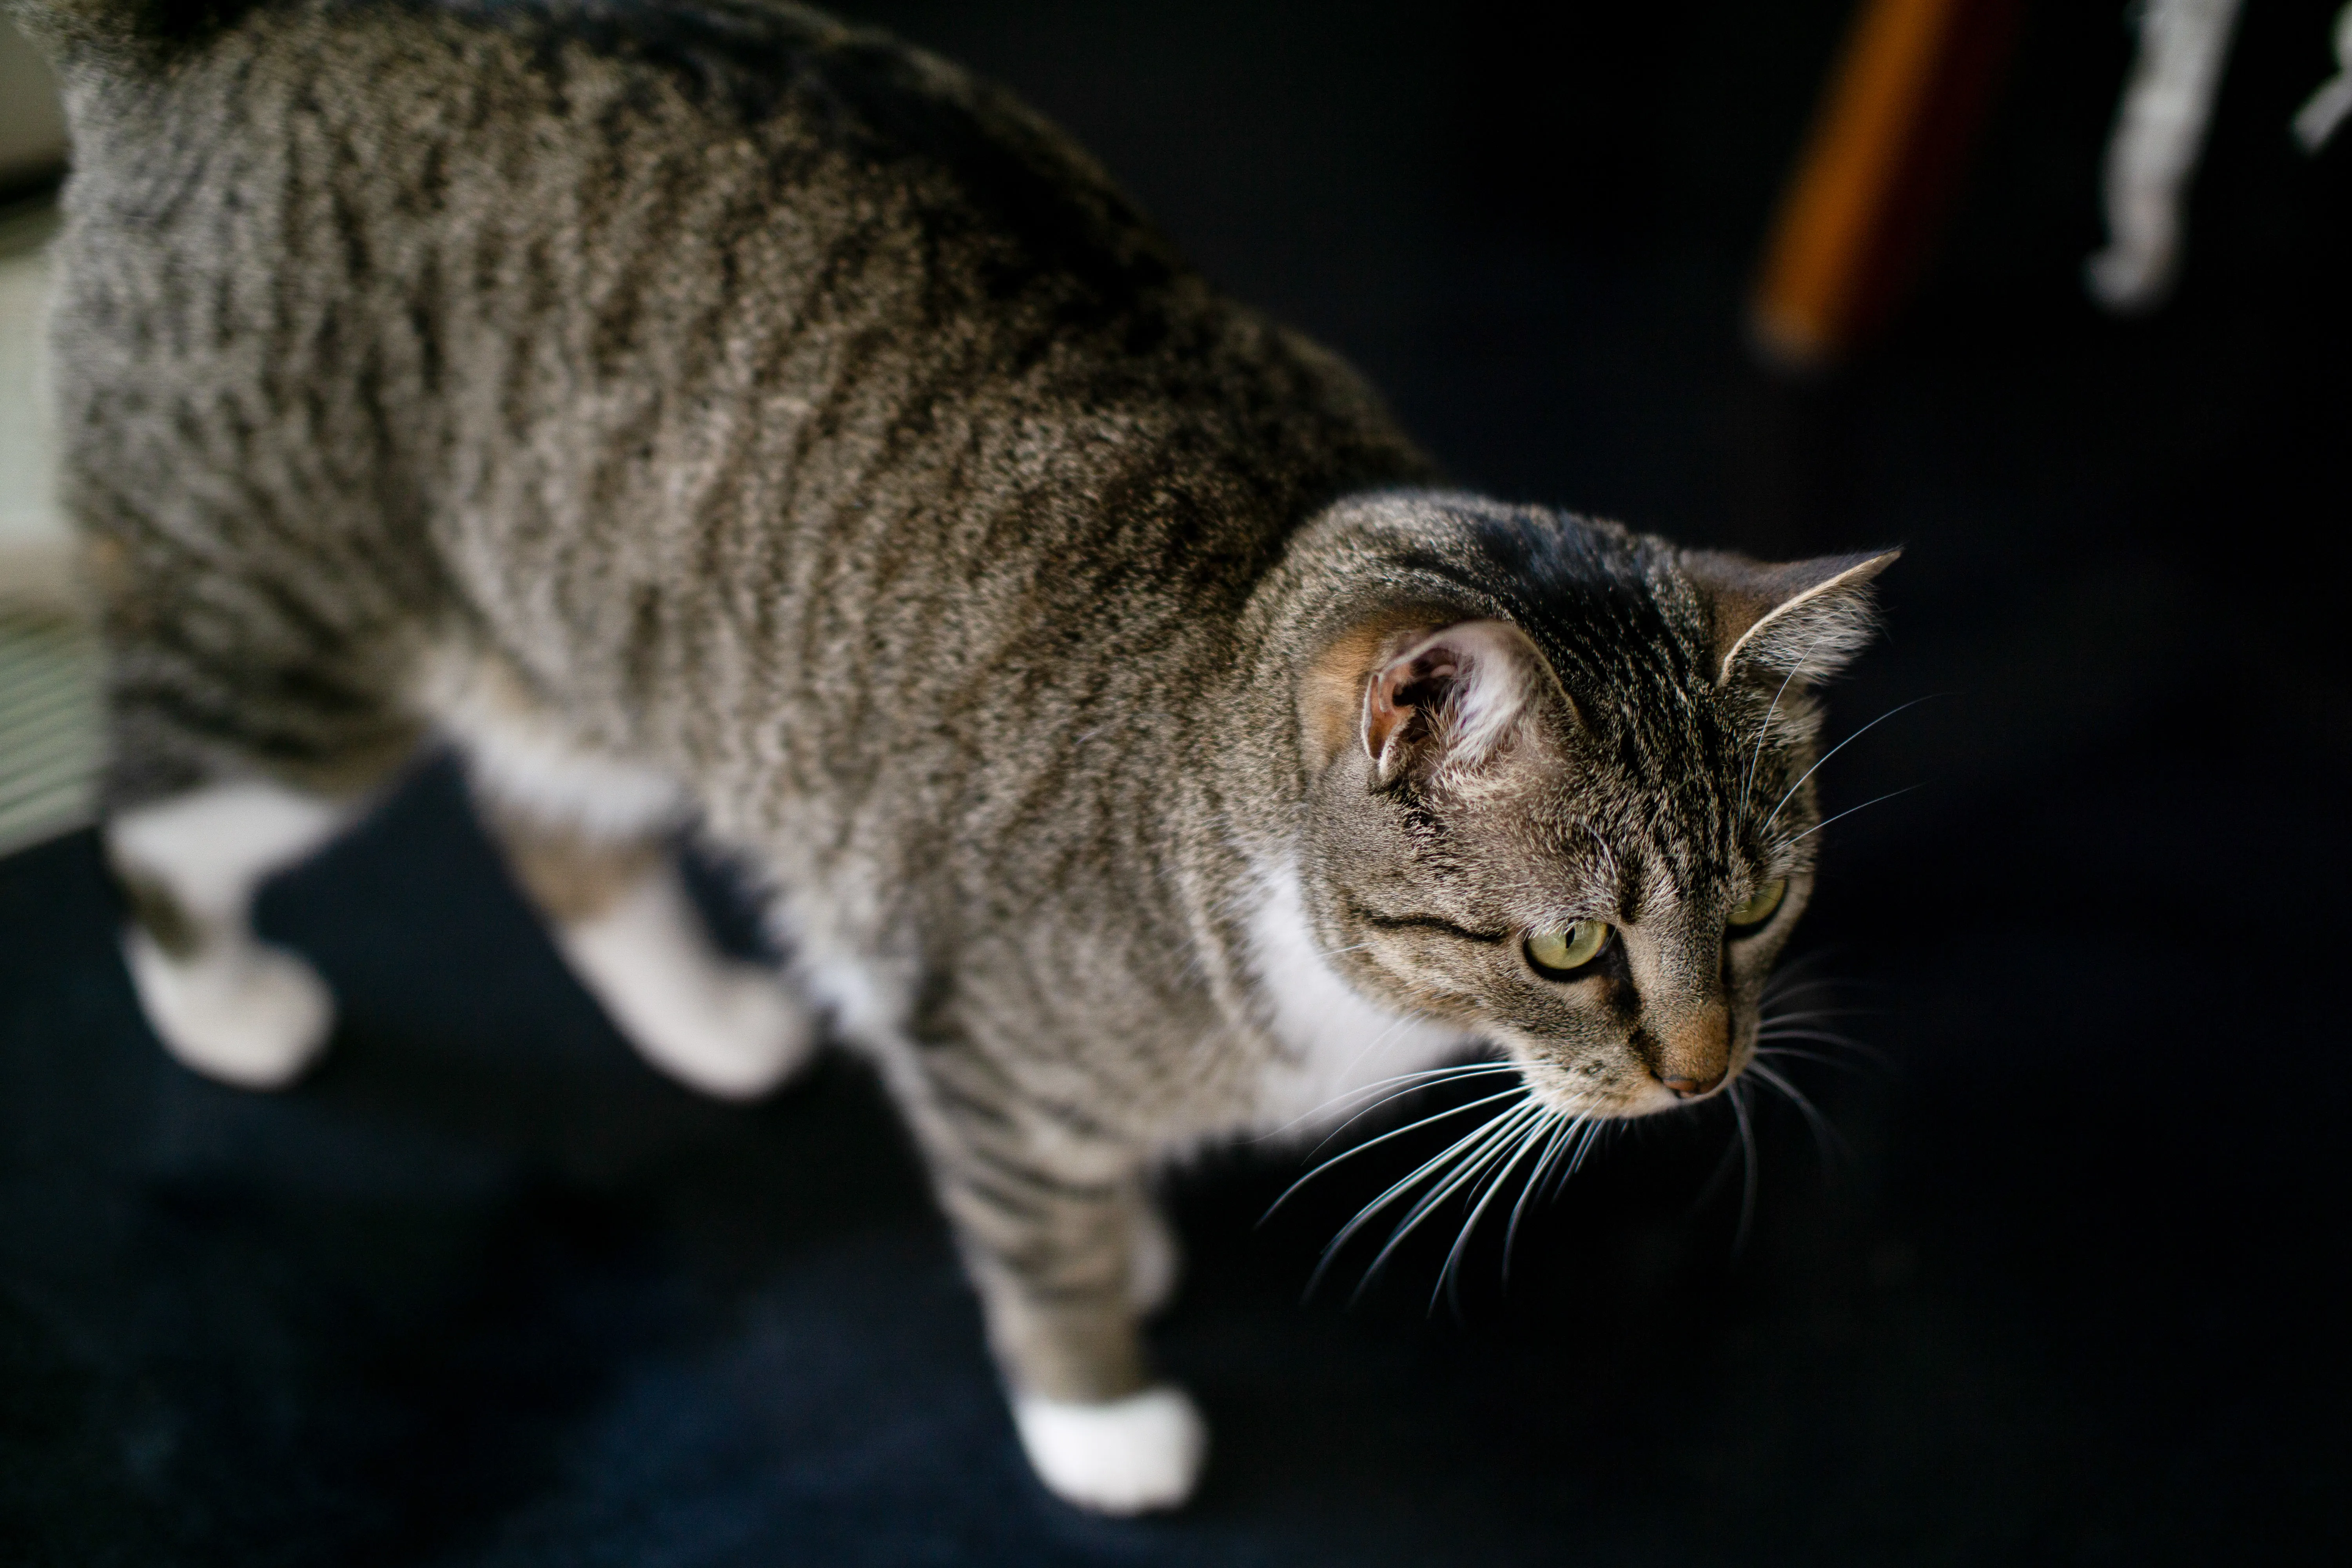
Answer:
1295 536 1893 1122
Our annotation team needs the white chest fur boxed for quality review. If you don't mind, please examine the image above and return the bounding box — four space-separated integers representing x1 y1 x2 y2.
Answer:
1243 860 1479 1134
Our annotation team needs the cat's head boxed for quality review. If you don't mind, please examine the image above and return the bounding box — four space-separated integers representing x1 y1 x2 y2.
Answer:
1288 495 1896 1121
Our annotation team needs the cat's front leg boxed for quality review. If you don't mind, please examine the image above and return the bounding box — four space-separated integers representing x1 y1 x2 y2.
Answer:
917 1099 1206 1513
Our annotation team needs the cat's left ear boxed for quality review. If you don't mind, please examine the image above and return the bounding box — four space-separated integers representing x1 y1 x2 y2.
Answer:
1682 548 1901 687
1357 621 1557 787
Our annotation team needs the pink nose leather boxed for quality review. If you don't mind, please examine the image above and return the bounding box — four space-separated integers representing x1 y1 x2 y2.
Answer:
1661 1070 1726 1098
1655 1007 1731 1097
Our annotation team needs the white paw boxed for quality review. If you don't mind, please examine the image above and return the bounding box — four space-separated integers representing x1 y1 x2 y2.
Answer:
1012 1385 1207 1514
1129 1200 1182 1316
624 960 817 1101
124 928 334 1089
557 873 817 1101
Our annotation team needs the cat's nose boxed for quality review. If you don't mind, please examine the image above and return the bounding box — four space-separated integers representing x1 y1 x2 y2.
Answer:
1661 1069 1726 1098
1653 1006 1731 1097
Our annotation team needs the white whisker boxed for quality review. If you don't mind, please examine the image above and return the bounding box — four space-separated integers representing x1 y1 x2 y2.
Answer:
1303 1096 1536 1300
1785 783 1924 844
1263 1083 1529 1225
1254 1060 1521 1147
1754 1006 1872 1026
1347 1102 1545 1303
1739 632 1827 820
1503 1112 1579 1279
1756 983 1861 1015
1759 695 1939 835
1753 1045 1867 1073
1292 1065 1526 1153
1753 1024 1873 1044
1545 1114 1608 1202
1312 1009 1431 1107
1746 1059 1850 1172
1753 1027 1882 1062
1435 1105 1562 1314
1729 1082 1759 1255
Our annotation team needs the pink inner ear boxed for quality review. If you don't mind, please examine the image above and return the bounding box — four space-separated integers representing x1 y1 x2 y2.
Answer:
1361 667 1407 764
1358 622 1535 778
1362 648 1453 762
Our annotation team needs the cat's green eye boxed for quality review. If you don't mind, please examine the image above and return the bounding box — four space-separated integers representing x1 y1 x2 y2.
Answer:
1526 920 1611 977
1728 878 1788 932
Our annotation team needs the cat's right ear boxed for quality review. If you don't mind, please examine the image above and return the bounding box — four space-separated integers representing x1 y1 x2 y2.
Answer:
1682 548 1901 688
1308 620 1555 788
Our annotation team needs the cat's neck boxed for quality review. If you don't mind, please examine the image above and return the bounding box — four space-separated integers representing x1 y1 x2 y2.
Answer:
1172 490 1496 1109
1236 853 1481 1134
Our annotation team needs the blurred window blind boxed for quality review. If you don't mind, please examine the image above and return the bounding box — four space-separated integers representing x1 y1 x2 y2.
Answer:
1 143 94 855
0 20 67 191
0 601 98 856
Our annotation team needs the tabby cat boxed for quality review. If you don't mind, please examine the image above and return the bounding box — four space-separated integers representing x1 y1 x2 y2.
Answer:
9 0 1894 1512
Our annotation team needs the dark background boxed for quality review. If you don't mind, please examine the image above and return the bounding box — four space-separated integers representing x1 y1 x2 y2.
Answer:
4 1 2349 1561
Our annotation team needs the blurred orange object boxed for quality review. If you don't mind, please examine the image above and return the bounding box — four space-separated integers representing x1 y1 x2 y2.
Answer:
1751 0 2019 370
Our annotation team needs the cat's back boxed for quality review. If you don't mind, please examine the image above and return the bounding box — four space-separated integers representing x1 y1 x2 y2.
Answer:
36 0 1422 700
30 0 1433 929
41 0 1201 472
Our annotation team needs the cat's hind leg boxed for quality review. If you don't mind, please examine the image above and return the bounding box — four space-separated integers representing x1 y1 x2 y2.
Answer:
479 800 817 1100
426 646 815 1100
108 778 361 1088
91 531 421 1089
98 649 412 1089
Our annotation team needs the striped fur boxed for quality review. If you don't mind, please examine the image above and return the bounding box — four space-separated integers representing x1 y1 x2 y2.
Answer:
11 0 1893 1511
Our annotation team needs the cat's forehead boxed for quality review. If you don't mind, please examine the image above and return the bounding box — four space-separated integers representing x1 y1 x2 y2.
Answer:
1534 760 1740 909
1458 671 1763 910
